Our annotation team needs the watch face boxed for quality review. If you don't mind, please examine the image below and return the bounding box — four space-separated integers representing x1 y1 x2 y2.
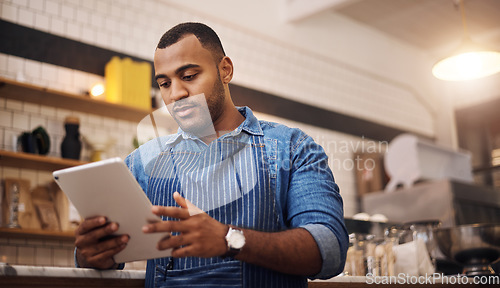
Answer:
228 229 245 249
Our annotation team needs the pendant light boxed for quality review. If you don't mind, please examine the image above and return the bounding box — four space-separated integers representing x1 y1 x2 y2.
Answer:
432 0 500 81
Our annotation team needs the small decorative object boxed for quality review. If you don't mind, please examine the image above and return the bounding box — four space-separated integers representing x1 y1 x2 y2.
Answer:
33 200 60 231
2 178 37 229
7 182 21 228
17 126 50 155
61 116 82 160
82 134 116 162
32 126 50 155
18 132 36 154
31 183 63 231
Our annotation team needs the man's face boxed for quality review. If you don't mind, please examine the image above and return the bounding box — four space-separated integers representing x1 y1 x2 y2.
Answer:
154 35 226 135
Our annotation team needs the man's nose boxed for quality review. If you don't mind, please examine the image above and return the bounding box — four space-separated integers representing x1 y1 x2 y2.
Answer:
170 80 189 102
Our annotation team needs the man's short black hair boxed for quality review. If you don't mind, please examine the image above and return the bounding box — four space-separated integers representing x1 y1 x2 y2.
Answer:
157 22 226 63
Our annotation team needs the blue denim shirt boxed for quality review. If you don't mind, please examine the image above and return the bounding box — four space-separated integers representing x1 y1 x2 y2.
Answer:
124 107 348 287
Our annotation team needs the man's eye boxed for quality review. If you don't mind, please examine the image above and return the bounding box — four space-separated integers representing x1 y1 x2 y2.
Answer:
183 74 197 81
159 81 171 88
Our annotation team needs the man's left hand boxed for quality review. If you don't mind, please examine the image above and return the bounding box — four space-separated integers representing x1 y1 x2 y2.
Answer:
142 192 228 258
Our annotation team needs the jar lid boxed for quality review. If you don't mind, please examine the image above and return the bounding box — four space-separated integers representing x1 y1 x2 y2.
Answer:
64 116 80 124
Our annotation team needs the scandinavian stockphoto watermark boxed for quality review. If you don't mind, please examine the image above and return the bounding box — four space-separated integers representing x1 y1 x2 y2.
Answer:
366 273 500 285
318 135 388 155
315 135 388 172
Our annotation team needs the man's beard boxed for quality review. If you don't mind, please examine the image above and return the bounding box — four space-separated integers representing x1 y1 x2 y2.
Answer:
206 71 226 125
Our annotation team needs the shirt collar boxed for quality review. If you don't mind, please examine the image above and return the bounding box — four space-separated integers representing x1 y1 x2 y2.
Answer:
164 106 263 145
234 106 264 136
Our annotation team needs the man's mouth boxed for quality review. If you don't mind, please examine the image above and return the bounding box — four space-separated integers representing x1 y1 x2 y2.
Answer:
173 103 197 118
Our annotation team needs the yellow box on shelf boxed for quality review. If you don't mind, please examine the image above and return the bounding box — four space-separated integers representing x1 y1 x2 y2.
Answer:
133 61 152 110
105 57 151 110
121 57 134 108
104 56 123 104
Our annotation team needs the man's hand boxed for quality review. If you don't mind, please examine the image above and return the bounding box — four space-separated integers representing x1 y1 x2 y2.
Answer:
142 192 228 258
74 216 129 269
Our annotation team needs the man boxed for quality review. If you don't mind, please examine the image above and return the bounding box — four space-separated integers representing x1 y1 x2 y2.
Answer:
74 22 348 288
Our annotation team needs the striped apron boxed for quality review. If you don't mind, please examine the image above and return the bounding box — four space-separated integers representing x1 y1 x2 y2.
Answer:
144 132 307 288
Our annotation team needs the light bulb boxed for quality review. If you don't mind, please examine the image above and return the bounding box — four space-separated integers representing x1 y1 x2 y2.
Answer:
455 52 482 79
90 83 105 98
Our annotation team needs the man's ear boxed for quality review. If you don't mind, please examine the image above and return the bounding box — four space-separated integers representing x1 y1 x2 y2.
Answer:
219 56 233 84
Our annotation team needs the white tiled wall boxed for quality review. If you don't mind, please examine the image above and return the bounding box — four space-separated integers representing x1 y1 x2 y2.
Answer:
1 0 425 268
0 234 147 270
0 0 435 136
0 235 74 267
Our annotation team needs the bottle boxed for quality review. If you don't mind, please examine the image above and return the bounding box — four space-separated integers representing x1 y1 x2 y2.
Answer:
7 183 21 228
61 116 82 160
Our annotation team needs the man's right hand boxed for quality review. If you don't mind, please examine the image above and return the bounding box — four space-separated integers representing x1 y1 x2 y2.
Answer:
74 216 129 269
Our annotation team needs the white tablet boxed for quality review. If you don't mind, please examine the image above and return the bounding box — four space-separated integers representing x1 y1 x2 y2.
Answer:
53 157 172 263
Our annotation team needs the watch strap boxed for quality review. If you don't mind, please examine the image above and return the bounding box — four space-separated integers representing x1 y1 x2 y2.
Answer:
222 247 240 259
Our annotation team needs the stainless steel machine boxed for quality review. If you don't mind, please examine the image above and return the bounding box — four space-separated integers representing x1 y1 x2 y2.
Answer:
362 179 500 228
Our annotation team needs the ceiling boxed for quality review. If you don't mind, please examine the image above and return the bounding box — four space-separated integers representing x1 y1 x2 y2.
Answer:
285 0 500 57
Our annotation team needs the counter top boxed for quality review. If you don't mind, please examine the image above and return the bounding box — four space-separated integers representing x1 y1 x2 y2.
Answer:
0 263 145 279
1 264 498 287
0 264 364 282
0 264 368 287
0 263 146 288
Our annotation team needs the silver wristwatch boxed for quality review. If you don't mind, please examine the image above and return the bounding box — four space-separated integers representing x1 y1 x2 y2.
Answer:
223 227 245 258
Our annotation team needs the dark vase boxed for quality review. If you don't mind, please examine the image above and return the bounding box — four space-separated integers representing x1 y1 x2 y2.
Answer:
61 118 81 160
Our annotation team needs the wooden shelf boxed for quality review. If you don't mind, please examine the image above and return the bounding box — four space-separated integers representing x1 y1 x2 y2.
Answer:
0 150 88 171
0 77 151 122
0 227 75 241
0 151 82 241
0 78 146 242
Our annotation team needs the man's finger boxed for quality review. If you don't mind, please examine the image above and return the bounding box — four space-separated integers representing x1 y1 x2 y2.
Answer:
151 206 190 219
173 192 204 216
171 245 194 258
78 234 129 255
156 233 186 251
173 191 187 208
75 222 120 247
76 216 107 235
142 218 189 234
86 242 128 269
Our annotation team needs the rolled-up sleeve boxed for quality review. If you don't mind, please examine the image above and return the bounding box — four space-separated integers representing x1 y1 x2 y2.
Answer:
285 132 348 279
302 224 342 279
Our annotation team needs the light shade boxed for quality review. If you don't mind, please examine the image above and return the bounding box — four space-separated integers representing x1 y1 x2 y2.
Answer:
432 38 500 81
